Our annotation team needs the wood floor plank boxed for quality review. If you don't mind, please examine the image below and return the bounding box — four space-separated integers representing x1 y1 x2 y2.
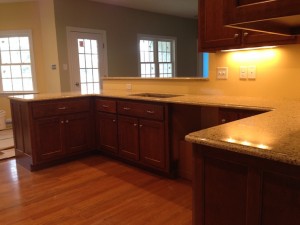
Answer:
0 155 192 225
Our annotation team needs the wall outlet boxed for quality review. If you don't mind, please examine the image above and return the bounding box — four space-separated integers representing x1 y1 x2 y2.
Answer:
216 67 228 80
126 83 132 90
248 66 256 79
239 66 248 79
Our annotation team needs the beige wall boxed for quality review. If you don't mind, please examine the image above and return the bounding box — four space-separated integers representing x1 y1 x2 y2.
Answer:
38 0 61 93
0 1 46 120
104 44 300 99
53 0 198 91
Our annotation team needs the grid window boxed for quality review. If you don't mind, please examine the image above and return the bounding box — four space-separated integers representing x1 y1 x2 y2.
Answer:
0 32 35 93
139 36 175 78
78 38 100 94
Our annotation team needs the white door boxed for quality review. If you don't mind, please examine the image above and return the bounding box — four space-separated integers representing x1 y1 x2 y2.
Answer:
68 28 107 93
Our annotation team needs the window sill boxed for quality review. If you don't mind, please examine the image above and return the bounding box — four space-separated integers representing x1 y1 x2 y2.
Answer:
0 91 38 97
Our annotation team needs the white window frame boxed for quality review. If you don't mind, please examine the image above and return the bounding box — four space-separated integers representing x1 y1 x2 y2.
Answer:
0 30 37 94
138 34 176 78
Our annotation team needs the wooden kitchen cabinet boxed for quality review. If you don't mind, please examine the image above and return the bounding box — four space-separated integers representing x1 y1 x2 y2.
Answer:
118 115 139 160
11 97 94 170
117 100 169 172
95 98 118 154
218 107 266 124
223 0 300 36
193 145 300 225
34 116 64 161
198 0 298 52
35 112 91 161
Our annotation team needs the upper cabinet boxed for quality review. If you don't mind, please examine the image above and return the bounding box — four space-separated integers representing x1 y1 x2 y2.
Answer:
198 0 299 52
224 0 300 36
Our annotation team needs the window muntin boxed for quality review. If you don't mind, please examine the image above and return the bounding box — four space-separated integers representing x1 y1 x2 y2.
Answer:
78 38 100 94
139 35 175 78
0 31 35 93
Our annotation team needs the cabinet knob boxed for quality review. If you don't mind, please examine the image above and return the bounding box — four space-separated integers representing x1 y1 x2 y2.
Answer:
221 119 226 123
133 123 138 127
113 119 116 123
234 33 239 38
139 124 143 128
65 120 69 123
61 121 64 124
243 32 249 37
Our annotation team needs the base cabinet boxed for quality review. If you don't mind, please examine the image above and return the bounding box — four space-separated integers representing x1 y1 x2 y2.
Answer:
96 98 170 175
139 119 165 169
117 100 169 173
193 145 300 225
95 98 118 154
11 97 94 170
96 112 118 154
64 113 92 154
34 117 64 161
118 116 139 160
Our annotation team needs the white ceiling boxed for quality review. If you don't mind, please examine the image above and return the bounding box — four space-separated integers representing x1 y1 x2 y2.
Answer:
91 0 198 19
0 0 198 19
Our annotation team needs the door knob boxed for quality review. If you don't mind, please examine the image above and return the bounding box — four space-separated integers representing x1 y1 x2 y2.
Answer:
75 82 80 87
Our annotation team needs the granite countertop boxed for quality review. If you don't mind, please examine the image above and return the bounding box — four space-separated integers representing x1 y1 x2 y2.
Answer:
9 90 300 166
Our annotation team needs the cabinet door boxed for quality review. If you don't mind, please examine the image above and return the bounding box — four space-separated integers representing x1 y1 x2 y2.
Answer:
199 0 240 51
118 116 139 161
261 171 300 225
242 30 298 47
219 108 238 124
224 0 300 37
34 117 64 161
96 112 118 154
65 113 92 154
139 119 165 169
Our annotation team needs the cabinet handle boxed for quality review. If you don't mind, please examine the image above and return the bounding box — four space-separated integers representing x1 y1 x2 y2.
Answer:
243 32 249 37
221 119 226 123
146 110 155 114
102 105 109 108
58 107 67 110
234 33 239 38
123 107 131 111
65 120 69 123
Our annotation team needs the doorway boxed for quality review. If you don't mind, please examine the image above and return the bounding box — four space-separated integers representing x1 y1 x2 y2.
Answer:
67 27 108 93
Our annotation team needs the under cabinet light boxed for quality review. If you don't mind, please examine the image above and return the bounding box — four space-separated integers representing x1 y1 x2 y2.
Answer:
221 46 277 52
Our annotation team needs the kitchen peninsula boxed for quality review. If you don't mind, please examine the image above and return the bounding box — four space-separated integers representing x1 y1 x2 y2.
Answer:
9 91 300 225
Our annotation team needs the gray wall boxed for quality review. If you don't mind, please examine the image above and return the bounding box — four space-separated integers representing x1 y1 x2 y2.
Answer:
54 0 198 91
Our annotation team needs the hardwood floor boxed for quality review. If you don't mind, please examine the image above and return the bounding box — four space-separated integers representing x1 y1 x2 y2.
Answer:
0 154 192 225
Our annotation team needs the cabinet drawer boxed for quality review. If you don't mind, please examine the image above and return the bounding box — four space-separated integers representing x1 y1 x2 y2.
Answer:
95 99 116 113
117 101 164 120
32 98 90 118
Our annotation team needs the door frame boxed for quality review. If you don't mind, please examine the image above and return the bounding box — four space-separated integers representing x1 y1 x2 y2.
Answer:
66 26 108 91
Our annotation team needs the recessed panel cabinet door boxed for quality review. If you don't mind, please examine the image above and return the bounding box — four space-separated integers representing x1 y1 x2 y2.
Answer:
96 112 118 154
64 113 92 154
118 116 139 161
139 119 165 169
34 117 64 162
199 0 240 51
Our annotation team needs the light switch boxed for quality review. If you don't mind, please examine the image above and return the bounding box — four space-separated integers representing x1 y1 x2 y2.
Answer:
248 66 256 79
216 67 228 80
239 66 247 79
